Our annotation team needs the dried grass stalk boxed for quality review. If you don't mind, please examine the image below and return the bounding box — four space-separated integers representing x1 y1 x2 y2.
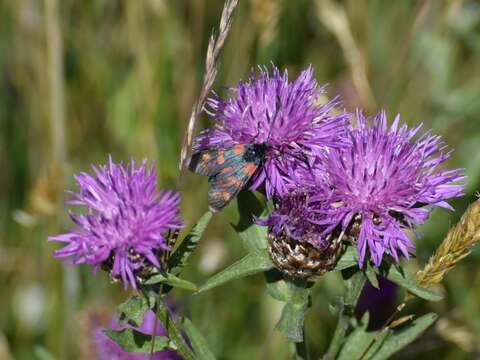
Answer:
416 200 480 287
45 0 66 165
315 0 376 111
179 0 239 171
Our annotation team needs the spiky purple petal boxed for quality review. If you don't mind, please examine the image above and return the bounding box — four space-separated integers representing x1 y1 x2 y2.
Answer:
49 157 183 289
264 110 464 267
310 110 465 266
193 65 350 199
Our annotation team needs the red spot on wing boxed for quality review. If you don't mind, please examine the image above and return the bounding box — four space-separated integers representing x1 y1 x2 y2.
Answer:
220 176 242 187
234 144 246 155
217 149 225 165
244 163 257 176
221 166 235 174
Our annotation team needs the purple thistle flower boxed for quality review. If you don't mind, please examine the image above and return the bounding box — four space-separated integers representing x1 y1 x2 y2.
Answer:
94 310 180 360
259 189 343 277
193 65 350 199
49 157 183 289
309 110 465 266
259 188 330 250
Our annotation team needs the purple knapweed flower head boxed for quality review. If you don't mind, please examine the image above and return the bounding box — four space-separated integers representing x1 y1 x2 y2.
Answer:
49 157 183 289
193 64 350 199
94 310 180 360
259 189 343 278
309 110 465 266
259 188 330 250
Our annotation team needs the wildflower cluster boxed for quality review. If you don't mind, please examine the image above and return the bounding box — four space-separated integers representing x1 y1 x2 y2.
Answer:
51 65 464 283
194 65 464 271
48 63 467 358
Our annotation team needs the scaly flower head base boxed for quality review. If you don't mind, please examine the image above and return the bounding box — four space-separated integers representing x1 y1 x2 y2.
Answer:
259 189 342 278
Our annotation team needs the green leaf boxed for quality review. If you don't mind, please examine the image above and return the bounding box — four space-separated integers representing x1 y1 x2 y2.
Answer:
337 313 377 360
370 313 438 360
155 304 195 360
383 265 443 301
169 211 212 274
322 271 366 359
333 246 358 271
328 302 339 316
104 329 171 353
344 270 366 306
275 281 311 342
365 262 379 289
198 252 274 293
264 276 312 342
145 271 197 292
362 331 390 359
264 269 290 302
118 296 149 327
183 318 216 360
233 191 268 252
238 221 268 253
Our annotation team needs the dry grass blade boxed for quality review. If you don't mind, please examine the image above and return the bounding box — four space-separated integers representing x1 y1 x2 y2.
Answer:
416 200 480 287
315 0 376 111
45 0 66 165
179 0 239 171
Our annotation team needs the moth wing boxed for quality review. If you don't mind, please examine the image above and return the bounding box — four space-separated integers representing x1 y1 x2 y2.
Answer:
187 148 221 176
187 145 248 176
207 160 259 212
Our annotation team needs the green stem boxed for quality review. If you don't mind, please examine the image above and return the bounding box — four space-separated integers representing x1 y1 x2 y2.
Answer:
156 301 195 360
294 324 310 360
324 315 350 360
323 270 365 360
150 283 164 360
151 230 194 360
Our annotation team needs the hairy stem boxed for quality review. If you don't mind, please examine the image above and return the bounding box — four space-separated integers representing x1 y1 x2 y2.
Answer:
323 270 365 360
151 231 188 359
294 324 310 360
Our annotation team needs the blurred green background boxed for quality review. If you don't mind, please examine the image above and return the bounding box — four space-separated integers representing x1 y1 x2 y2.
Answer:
1 0 480 359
